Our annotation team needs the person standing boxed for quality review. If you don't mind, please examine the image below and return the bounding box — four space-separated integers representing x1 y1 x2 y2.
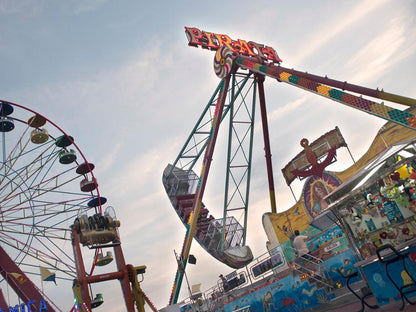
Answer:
293 230 310 259
219 274 229 292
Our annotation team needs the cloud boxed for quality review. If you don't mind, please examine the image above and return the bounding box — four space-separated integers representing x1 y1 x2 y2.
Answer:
347 14 416 85
266 96 308 124
292 0 389 65
73 0 108 14
0 0 43 17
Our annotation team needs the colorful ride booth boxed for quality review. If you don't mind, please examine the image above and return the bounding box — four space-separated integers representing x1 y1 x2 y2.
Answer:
325 139 416 310
262 119 416 311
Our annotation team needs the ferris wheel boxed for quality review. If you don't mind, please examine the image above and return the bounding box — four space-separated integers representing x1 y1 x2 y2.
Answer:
0 100 104 311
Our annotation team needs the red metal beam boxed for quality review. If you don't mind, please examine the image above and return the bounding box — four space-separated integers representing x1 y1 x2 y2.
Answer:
236 55 416 107
71 227 92 308
85 271 124 284
113 243 135 311
0 289 9 311
71 226 135 311
0 246 56 311
257 75 277 213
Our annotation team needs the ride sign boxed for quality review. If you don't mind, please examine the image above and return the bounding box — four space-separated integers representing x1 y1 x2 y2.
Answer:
1 298 48 312
184 27 282 63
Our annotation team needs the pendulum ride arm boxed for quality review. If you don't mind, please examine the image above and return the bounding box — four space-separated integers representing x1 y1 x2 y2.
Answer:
169 74 232 304
165 81 225 176
0 246 57 312
235 56 416 129
165 74 252 177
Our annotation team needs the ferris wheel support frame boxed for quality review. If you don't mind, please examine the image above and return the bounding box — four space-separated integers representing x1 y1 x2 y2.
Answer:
71 226 136 311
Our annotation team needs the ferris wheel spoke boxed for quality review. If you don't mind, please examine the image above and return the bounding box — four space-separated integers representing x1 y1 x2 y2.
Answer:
1 173 81 213
1 198 93 245
1 194 93 220
0 240 76 277
0 234 75 276
0 120 31 170
0 141 57 197
5 138 55 175
31 233 76 272
0 226 76 273
0 233 76 275
0 152 68 204
0 221 70 236
0 223 70 240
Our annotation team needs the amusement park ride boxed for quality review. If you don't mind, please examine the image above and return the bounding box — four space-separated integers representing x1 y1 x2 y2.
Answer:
1 26 416 312
162 26 416 305
0 102 157 311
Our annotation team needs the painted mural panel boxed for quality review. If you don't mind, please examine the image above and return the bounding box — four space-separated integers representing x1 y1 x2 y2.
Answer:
220 249 359 312
302 173 341 219
361 246 416 306
266 172 341 249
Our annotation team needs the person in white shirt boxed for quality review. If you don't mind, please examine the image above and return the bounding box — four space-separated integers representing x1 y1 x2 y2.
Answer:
293 229 311 260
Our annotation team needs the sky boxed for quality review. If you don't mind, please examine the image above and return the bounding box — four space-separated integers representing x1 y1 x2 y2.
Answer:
0 0 415 311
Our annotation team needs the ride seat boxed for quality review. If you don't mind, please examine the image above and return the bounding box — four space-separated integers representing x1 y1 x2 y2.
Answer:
197 217 213 227
178 200 205 210
177 198 195 208
174 194 195 205
180 207 193 221
197 232 206 241
196 224 209 233
199 208 209 219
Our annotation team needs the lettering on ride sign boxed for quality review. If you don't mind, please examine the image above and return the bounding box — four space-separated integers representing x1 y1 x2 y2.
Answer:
184 26 282 63
1 298 48 312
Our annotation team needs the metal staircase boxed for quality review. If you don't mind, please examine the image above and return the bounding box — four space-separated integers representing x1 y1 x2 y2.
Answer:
285 246 334 290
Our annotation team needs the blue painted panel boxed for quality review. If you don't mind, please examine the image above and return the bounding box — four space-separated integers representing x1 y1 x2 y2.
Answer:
361 246 416 306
